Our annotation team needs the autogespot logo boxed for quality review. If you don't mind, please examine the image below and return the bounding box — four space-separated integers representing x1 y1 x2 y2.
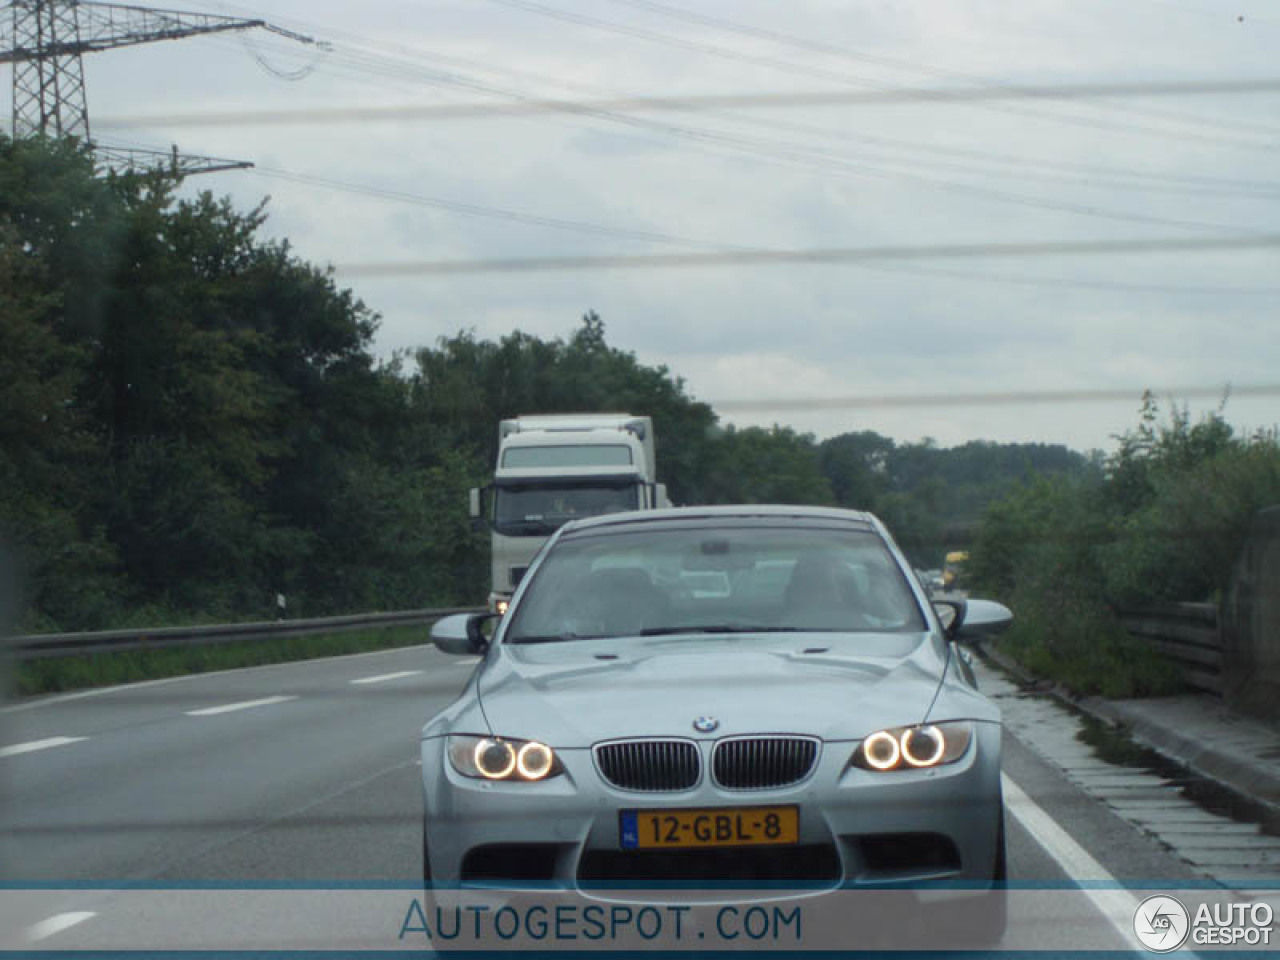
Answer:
1133 895 1190 953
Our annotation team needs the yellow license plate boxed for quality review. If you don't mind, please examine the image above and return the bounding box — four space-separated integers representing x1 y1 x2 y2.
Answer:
620 806 798 849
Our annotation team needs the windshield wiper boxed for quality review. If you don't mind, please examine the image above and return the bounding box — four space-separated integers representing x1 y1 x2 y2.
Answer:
638 625 803 636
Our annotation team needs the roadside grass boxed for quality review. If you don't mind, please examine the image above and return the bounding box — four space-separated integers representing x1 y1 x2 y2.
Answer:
994 617 1184 699
8 625 431 697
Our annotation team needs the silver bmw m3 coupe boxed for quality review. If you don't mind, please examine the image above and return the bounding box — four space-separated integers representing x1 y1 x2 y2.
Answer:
421 506 1011 909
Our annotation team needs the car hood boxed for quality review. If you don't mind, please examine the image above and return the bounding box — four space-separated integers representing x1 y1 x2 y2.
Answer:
476 634 983 747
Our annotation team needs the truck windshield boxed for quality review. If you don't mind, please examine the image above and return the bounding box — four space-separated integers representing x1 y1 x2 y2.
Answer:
493 483 641 535
502 445 632 468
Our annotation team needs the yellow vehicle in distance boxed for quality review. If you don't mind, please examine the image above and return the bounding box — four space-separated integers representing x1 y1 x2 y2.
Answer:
942 550 969 593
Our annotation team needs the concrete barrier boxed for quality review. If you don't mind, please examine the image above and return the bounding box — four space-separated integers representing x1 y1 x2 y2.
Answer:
1223 506 1280 723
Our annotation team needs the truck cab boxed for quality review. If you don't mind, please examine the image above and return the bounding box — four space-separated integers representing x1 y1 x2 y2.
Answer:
471 414 670 613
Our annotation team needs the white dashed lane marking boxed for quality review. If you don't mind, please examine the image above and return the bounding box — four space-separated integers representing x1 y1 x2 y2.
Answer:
185 695 298 717
25 912 96 943
453 658 481 666
350 671 423 685
0 736 87 759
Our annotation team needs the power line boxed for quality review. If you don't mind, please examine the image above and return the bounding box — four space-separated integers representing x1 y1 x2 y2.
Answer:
123 9 1273 247
602 0 1280 141
335 234 1280 277
120 75 1270 238
96 77 1280 126
157 159 1264 298
249 167 745 251
483 0 1280 152
853 261 1280 298
140 11 1280 209
94 71 1280 198
113 92 1280 201
94 83 1280 199
710 383 1280 414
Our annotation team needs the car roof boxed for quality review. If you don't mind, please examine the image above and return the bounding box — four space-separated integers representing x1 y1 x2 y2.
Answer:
560 504 880 534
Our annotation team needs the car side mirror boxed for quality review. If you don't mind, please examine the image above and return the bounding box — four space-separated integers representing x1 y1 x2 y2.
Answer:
934 599 1013 643
431 613 494 655
933 599 962 640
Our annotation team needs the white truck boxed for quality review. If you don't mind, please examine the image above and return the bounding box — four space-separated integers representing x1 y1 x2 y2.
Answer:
470 414 670 613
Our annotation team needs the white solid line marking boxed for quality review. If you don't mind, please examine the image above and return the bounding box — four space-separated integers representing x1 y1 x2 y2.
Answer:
0 736 87 759
351 670 423 685
25 911 96 943
1002 773 1140 945
185 695 297 717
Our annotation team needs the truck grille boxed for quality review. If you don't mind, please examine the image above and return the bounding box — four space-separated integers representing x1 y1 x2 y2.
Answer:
712 737 819 790
595 739 700 792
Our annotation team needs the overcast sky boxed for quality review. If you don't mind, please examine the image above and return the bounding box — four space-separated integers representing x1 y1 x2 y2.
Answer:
7 0 1279 453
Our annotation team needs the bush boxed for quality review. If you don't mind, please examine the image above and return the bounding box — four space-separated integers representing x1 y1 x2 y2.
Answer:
971 398 1279 697
1101 439 1280 604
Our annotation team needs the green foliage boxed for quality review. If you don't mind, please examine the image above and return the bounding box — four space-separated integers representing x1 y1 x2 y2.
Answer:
0 133 444 629
969 473 1181 698
412 313 722 506
970 396 1280 696
996 600 1184 699
702 425 835 505
6 132 1229 676
818 432 1093 565
818 431 893 508
12 626 428 696
1098 398 1280 604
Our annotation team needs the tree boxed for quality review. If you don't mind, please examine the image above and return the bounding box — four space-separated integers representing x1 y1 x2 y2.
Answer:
703 425 834 505
819 431 894 509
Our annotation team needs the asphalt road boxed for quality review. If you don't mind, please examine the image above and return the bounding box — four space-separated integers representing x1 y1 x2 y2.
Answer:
0 643 1258 951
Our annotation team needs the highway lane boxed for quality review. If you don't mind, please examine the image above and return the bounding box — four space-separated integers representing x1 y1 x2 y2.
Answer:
0 644 476 882
0 643 1261 951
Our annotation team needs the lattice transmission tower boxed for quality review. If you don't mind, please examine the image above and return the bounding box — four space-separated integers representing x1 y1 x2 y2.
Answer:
1 0 322 176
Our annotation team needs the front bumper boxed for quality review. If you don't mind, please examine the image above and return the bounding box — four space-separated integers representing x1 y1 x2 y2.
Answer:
421 724 1002 897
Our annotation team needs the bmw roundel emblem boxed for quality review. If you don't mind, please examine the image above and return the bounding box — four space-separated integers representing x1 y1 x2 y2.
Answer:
693 716 719 733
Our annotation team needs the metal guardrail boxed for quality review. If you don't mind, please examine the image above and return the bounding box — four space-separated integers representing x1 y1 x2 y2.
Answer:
1116 602 1223 695
3 606 486 661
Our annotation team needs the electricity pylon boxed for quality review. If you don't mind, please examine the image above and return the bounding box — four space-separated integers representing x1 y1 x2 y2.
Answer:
2 0 322 176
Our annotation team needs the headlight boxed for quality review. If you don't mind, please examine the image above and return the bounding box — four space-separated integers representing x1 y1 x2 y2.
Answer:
851 722 973 771
447 735 560 781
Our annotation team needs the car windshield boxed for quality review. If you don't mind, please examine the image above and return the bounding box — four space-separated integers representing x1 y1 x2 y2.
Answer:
505 523 926 641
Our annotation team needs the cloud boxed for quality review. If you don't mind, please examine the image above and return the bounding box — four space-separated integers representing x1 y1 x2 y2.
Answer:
19 0 1275 452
